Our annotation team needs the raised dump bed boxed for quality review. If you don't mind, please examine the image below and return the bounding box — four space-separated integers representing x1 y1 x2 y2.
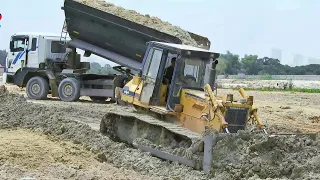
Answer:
61 0 210 70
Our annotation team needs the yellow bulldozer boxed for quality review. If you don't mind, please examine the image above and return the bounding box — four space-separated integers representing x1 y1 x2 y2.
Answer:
99 42 267 171
62 0 267 171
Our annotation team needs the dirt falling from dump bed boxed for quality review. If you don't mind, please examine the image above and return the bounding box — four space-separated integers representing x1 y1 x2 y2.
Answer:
73 0 199 47
2 85 320 179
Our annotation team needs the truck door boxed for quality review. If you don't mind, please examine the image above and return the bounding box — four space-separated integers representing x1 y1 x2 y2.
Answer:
26 37 39 68
7 36 29 73
140 47 163 105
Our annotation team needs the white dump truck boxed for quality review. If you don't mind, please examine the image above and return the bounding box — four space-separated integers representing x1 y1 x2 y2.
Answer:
3 0 210 103
3 32 118 102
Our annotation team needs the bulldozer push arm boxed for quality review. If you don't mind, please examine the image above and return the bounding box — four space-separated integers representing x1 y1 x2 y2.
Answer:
201 85 268 134
239 88 268 134
203 84 230 133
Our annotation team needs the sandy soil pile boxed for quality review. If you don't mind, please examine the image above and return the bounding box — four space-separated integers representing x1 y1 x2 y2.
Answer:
0 85 208 180
211 132 320 179
74 0 199 46
1 85 320 179
0 129 149 179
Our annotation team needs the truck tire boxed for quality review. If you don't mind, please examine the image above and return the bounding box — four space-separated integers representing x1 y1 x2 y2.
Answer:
58 77 81 102
26 76 49 100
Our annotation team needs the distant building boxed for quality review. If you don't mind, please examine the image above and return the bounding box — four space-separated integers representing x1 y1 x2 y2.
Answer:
293 54 304 66
308 57 320 65
271 48 282 62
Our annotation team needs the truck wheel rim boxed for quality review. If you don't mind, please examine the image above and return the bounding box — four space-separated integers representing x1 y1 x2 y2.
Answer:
31 83 41 95
63 84 73 97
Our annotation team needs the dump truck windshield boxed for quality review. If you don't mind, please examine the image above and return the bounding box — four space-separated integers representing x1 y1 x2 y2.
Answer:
172 57 210 95
10 36 28 52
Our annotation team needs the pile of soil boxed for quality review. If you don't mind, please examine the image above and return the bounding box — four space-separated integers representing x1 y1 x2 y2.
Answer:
74 0 199 46
1 85 320 179
211 132 320 179
0 85 208 180
0 129 150 179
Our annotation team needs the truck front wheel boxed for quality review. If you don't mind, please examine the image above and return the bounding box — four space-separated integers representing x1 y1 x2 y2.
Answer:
58 78 81 102
26 76 49 100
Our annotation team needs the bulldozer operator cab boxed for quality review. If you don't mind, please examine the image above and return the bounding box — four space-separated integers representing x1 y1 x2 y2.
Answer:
122 41 219 111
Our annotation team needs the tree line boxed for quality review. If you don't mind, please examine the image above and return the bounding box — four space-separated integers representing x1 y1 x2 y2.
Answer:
1 48 319 76
87 62 120 75
0 50 7 66
216 51 320 75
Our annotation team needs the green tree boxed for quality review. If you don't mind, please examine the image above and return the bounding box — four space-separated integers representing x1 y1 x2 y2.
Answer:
241 54 259 75
0 49 7 66
88 62 102 74
218 51 241 75
216 57 227 75
216 50 320 75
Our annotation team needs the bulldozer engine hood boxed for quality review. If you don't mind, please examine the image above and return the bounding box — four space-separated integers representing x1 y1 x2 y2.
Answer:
181 88 206 102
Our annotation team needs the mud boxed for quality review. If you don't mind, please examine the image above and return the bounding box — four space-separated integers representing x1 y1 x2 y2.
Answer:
74 0 199 46
100 111 204 161
211 131 320 179
2 84 320 179
0 85 208 180
0 129 149 180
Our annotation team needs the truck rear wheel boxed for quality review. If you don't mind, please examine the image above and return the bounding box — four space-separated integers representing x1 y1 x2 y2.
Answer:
26 76 49 100
58 77 81 102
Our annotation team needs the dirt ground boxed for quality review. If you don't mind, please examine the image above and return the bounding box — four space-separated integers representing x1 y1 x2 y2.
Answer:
1 82 320 179
217 79 320 90
4 82 320 135
216 88 320 134
0 129 149 180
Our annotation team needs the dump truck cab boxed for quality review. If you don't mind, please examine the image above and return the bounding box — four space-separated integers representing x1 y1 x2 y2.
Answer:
121 41 219 112
4 32 71 86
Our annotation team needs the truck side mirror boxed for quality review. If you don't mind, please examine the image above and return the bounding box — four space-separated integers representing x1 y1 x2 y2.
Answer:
9 41 14 51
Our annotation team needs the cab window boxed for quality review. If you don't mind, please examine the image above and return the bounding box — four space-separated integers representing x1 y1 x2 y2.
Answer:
11 38 27 52
51 41 66 53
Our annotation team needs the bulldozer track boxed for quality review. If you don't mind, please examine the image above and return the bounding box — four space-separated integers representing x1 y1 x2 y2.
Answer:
100 109 209 166
103 109 202 139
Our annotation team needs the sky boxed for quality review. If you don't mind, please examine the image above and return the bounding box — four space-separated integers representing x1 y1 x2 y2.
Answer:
0 0 319 66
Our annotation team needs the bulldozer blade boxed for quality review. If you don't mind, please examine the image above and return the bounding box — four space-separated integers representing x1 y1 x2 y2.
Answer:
100 111 206 169
133 143 201 169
